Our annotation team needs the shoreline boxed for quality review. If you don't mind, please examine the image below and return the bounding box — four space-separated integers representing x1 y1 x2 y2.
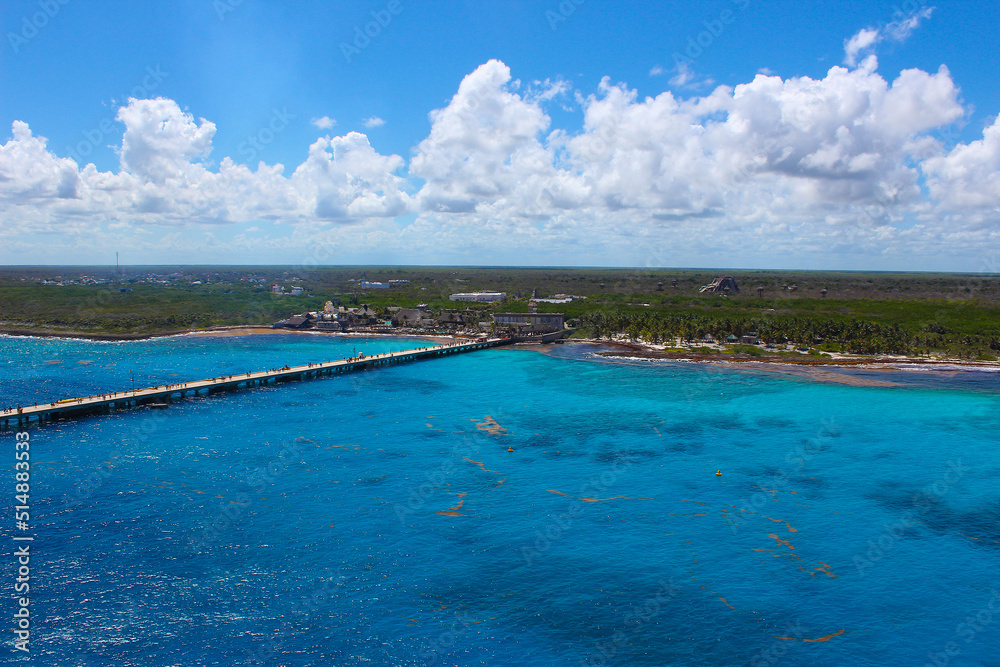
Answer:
4 325 997 376
579 338 1000 370
560 339 1000 388
0 325 466 345
0 325 198 341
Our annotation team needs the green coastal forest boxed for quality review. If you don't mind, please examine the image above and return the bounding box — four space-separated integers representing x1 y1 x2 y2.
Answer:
1 266 998 360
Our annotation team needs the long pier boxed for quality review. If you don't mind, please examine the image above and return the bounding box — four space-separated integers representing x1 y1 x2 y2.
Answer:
1 338 512 429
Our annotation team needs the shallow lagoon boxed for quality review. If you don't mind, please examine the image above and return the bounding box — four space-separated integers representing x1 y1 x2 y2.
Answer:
3 333 999 666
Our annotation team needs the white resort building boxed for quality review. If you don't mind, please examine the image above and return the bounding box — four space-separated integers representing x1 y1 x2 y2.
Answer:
449 292 507 302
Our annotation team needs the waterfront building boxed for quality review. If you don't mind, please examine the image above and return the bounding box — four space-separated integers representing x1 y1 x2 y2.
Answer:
492 312 565 333
449 292 507 302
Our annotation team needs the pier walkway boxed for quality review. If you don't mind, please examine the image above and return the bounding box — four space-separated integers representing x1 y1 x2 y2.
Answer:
2 337 512 429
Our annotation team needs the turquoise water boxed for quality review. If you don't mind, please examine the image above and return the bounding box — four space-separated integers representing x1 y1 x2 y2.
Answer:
2 334 999 666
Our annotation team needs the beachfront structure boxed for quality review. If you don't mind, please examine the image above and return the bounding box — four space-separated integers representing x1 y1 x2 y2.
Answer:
450 292 506 302
273 313 314 329
391 308 429 327
493 312 565 334
437 312 466 329
533 294 586 304
276 304 380 331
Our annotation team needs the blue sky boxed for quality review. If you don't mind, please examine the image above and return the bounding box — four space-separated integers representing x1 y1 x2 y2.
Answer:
2 0 999 270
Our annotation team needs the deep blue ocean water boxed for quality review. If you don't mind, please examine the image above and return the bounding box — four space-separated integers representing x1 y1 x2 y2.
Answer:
2 333 999 666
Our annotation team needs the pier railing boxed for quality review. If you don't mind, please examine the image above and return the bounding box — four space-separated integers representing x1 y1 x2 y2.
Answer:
2 337 512 429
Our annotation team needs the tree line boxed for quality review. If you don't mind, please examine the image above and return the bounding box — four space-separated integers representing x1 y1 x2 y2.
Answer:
577 310 915 355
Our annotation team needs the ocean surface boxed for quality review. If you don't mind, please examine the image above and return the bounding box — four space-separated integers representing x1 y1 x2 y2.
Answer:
2 333 999 666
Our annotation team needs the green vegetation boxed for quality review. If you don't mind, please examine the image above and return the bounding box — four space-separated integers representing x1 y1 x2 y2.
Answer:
0 282 314 334
726 344 765 357
0 265 998 359
577 309 917 355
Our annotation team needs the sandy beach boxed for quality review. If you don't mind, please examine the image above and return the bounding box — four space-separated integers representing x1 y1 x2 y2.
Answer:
185 327 461 346
585 338 1000 369
0 326 193 341
188 326 325 338
5 324 996 388
516 338 999 388
0 325 466 346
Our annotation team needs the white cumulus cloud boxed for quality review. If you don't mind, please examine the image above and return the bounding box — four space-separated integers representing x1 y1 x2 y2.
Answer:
291 132 410 221
844 6 934 67
311 116 337 129
923 116 1000 209
844 28 882 67
1 50 998 269
410 59 569 216
116 98 216 183
0 99 410 237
